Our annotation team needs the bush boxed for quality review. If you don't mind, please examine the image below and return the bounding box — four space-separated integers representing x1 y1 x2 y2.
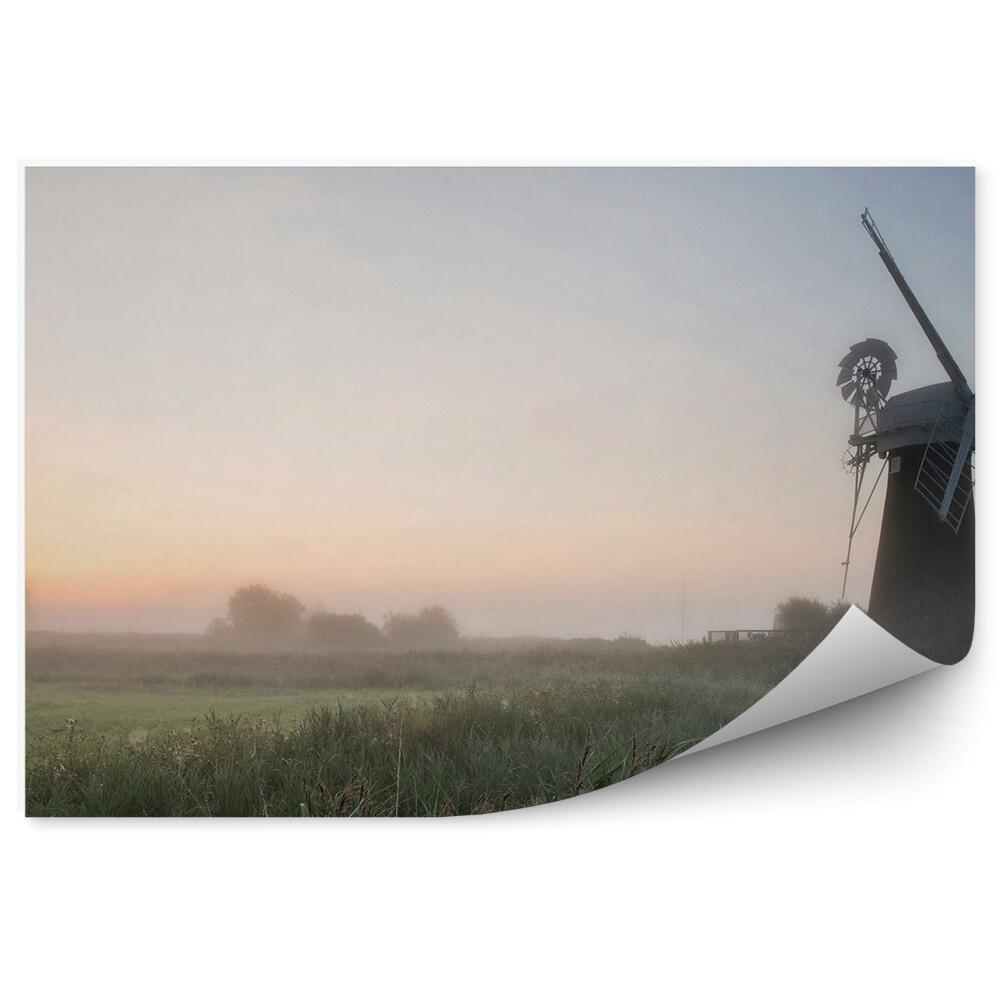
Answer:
827 600 852 627
383 605 460 647
774 596 854 632
306 612 384 649
204 617 234 643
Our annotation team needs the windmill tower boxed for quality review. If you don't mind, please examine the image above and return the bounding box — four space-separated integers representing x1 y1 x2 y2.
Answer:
837 210 974 664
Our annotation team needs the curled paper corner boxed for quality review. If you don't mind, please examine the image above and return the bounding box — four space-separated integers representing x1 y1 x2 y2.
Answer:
681 606 943 757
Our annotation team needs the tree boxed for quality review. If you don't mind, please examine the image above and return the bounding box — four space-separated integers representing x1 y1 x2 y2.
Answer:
773 596 854 633
205 617 234 643
306 611 384 649
382 605 460 647
773 596 833 632
827 600 852 628
227 584 305 639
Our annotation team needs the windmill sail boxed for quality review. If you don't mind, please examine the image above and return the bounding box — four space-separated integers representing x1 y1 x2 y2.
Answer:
861 209 975 530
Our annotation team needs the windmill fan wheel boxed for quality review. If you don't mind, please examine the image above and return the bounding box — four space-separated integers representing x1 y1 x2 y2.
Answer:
836 338 897 409
842 446 869 474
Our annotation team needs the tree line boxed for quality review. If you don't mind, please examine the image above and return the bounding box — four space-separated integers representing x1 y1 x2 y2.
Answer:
206 584 460 649
204 585 854 651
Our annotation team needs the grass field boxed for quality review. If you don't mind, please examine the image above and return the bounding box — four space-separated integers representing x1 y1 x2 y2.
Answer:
25 638 819 816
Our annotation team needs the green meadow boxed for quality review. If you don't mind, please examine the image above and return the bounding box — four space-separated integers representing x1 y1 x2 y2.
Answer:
25 638 817 817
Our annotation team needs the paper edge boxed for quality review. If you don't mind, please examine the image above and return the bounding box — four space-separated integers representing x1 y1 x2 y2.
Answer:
679 606 941 757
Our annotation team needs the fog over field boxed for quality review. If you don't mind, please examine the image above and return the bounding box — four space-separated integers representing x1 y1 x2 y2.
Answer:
26 168 973 642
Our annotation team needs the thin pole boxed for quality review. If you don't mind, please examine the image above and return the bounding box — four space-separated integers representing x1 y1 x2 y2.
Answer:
854 458 888 530
840 457 888 600
840 461 863 601
680 577 686 644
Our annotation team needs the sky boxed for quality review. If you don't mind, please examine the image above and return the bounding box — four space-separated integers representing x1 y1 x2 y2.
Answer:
25 167 974 641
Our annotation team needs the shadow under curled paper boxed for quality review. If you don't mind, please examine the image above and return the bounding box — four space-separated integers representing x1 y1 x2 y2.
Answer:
23 166 973 816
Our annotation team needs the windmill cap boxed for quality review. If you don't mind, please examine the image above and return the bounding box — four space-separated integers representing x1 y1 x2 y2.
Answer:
875 382 966 451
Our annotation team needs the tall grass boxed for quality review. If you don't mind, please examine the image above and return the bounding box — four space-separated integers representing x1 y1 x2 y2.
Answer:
26 638 816 817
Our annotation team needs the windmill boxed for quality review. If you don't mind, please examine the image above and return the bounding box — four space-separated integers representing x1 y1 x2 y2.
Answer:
836 209 974 663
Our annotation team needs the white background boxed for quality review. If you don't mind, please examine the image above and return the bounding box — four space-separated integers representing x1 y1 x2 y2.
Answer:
2 3 996 997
